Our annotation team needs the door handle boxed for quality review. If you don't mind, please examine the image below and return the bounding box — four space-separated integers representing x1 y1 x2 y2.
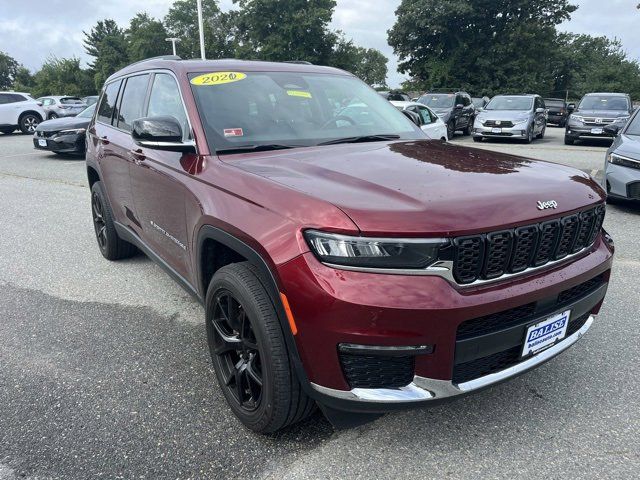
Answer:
129 149 146 164
99 135 109 145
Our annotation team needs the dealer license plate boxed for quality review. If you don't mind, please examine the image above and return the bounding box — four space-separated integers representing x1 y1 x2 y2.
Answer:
38 139 47 147
491 127 502 133
591 128 603 134
522 309 570 357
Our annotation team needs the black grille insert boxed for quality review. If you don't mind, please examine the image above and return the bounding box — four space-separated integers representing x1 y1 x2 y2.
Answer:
451 205 605 284
339 353 414 389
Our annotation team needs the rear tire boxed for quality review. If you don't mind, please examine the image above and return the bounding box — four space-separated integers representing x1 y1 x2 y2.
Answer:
206 262 315 433
19 113 41 134
90 181 137 260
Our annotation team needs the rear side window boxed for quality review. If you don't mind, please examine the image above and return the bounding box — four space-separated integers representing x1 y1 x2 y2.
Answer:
0 93 27 104
147 73 189 137
117 74 150 132
60 97 83 105
97 81 122 125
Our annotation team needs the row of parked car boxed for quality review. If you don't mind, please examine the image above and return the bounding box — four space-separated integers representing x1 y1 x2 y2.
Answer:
380 89 635 146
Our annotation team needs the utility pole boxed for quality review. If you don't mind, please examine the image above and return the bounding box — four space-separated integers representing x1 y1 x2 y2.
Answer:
197 0 206 60
166 37 180 56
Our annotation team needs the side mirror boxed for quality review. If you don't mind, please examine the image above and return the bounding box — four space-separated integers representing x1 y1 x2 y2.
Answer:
131 116 194 152
603 124 620 136
535 107 545 114
402 109 422 127
567 103 575 111
455 104 464 110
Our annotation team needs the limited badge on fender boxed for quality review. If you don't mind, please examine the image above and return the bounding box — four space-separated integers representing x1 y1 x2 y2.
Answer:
190 72 247 86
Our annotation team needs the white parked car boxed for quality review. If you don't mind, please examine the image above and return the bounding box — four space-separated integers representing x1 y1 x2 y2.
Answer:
0 92 46 134
390 101 448 140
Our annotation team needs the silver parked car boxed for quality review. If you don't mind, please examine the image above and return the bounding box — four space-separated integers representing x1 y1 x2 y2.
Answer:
37 96 87 119
473 94 547 143
604 108 640 203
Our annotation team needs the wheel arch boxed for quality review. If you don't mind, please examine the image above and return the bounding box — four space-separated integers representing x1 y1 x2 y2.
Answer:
87 165 100 189
18 110 43 122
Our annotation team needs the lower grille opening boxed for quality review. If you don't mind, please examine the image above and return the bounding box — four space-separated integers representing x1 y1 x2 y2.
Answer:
452 313 590 384
339 353 415 389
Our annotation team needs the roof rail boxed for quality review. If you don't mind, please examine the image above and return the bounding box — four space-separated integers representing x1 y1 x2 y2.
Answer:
284 60 313 65
127 55 182 68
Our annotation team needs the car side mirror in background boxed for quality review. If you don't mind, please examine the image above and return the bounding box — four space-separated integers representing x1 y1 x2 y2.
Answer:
603 124 620 136
567 103 575 112
131 116 195 152
402 110 422 127
535 107 545 114
455 104 464 110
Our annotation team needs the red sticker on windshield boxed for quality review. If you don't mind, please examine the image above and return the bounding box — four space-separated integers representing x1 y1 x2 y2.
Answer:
224 128 244 137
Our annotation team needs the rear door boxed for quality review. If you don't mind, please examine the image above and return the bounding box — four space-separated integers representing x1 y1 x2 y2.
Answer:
128 72 193 281
0 94 13 125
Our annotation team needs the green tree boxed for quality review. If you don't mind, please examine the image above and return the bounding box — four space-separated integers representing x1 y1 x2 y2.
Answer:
0 51 19 90
126 13 170 62
12 66 35 93
164 0 236 59
29 57 94 98
84 19 129 90
232 0 337 64
388 0 577 95
331 36 388 86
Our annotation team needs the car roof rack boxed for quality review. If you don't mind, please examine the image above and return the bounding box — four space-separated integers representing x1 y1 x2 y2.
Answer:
284 60 313 65
127 55 182 67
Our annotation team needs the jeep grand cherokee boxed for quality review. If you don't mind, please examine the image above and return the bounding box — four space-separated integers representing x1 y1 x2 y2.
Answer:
86 57 614 433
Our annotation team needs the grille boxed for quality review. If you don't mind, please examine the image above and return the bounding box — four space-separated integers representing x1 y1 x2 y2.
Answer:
452 313 591 383
628 182 640 200
457 274 605 340
451 205 605 284
339 353 414 389
37 131 57 138
583 118 616 126
484 120 514 128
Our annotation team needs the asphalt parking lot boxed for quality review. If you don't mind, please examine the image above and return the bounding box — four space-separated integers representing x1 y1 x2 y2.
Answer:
0 127 638 479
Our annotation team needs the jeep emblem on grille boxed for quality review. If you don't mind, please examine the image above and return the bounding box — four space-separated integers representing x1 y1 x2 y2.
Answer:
537 200 558 210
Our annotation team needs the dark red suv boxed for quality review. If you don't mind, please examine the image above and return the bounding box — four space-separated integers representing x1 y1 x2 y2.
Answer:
86 56 614 433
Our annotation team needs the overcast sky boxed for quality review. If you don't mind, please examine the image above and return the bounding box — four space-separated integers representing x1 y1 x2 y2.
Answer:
1 0 639 87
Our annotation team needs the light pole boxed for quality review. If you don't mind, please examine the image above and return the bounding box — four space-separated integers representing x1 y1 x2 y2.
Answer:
165 37 180 56
197 0 206 59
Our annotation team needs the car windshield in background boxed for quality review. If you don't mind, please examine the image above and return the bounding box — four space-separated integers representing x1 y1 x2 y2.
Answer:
472 98 484 107
60 97 84 105
77 104 96 118
485 96 533 111
189 71 422 153
418 94 455 109
579 95 629 111
624 113 640 136
545 100 564 107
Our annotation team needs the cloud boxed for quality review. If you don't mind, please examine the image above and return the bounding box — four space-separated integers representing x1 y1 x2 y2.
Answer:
1 0 639 89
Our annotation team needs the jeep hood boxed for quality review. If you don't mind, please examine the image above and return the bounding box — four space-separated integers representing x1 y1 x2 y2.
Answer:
226 140 605 235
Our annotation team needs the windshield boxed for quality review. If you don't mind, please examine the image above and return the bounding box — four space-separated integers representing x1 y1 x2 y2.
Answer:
485 96 533 111
189 71 422 153
77 104 96 118
417 94 455 109
472 98 484 107
60 97 84 105
545 100 565 108
579 95 630 111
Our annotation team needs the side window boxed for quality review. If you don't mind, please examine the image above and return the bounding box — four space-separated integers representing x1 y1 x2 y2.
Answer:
117 74 150 132
97 80 122 125
463 95 471 107
147 73 189 137
416 105 434 125
3 94 25 104
539 98 546 109
0 94 10 104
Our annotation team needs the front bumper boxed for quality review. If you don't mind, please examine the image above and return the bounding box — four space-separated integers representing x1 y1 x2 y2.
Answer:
472 124 528 138
605 162 640 200
565 125 616 139
547 113 566 124
33 133 85 154
279 235 613 412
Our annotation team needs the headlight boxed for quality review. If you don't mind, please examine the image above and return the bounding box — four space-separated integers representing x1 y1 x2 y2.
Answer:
570 114 584 123
513 118 529 125
304 230 447 269
613 116 630 124
57 128 86 136
607 152 640 169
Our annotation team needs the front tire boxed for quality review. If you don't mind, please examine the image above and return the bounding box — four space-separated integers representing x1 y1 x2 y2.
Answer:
206 263 315 433
536 125 546 139
473 136 483 142
463 118 473 136
447 121 455 139
564 135 575 145
19 113 41 134
524 124 534 144
90 181 137 260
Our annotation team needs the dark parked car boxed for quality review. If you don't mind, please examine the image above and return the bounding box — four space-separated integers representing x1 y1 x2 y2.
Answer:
417 91 475 138
378 90 411 102
86 56 613 433
473 94 547 143
603 108 640 202
544 98 568 127
565 93 633 145
33 104 95 155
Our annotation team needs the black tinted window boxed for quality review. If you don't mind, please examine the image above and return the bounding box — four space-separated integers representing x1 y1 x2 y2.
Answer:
117 74 150 132
147 73 188 136
97 80 122 125
625 112 640 136
0 93 26 104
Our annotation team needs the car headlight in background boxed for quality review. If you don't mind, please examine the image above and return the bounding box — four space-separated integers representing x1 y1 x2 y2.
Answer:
569 114 584 123
304 230 447 269
613 116 630 124
57 128 86 136
607 152 640 170
513 117 529 125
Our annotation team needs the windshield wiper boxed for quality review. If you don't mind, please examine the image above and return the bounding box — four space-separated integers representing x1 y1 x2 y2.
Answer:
317 134 401 146
216 144 305 154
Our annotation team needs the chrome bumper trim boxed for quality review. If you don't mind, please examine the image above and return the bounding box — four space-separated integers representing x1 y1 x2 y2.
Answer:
311 315 594 403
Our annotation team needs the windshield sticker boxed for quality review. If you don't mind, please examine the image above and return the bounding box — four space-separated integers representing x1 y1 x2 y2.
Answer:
287 90 312 99
224 128 244 137
191 72 247 86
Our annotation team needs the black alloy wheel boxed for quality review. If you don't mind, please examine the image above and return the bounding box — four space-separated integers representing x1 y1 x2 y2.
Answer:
210 290 263 411
91 190 108 253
